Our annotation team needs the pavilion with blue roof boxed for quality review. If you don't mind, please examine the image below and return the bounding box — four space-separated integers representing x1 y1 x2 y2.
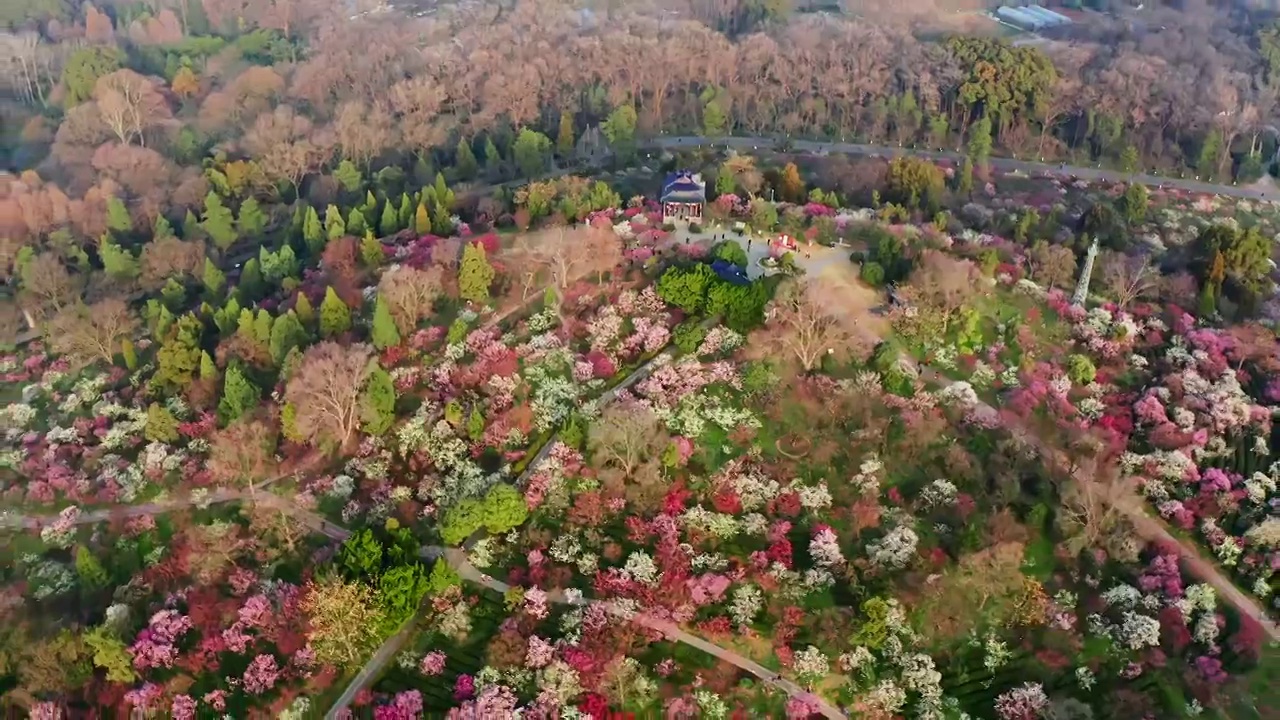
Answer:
661 170 706 225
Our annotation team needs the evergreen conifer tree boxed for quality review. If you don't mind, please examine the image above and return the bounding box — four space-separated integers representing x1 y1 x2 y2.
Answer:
121 339 137 370
303 205 325 254
397 192 413 230
289 203 306 238
238 257 265 302
202 257 225 297
106 196 132 233
153 213 174 239
201 192 238 251
75 546 110 590
484 137 502 177
432 206 453 236
99 235 138 280
360 230 385 267
325 204 346 240
371 296 401 349
347 208 367 236
237 197 266 237
182 209 201 240
334 159 364 193
360 364 396 435
145 402 180 442
293 291 315 325
200 350 218 381
218 363 261 424
458 242 495 304
415 202 432 235
319 286 351 338
380 198 399 236
456 138 478 180
269 310 307 365
434 173 454 211
252 308 273 345
557 111 575 156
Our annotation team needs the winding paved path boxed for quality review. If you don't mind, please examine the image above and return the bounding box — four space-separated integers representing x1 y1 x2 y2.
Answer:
744 239 1280 642
645 136 1274 200
284 508 845 720
318 344 846 719
919 365 1280 642
0 477 291 531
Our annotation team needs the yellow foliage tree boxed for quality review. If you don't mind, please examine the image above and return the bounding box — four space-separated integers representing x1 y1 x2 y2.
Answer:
300 574 387 668
171 66 199 98
415 202 431 235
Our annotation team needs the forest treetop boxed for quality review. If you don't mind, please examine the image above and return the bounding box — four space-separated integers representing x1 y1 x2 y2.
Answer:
5 0 1280 264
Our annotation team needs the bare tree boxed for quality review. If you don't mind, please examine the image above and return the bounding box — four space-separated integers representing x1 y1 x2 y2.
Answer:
720 153 763 197
1025 241 1077 290
47 298 137 368
1098 251 1158 310
767 278 867 371
524 226 623 298
242 105 331 197
334 100 395 168
0 301 22 344
505 234 547 303
899 250 981 335
378 265 444 335
19 253 79 320
588 402 668 479
140 236 205 290
208 416 279 498
93 70 172 147
1056 455 1134 557
283 342 374 449
1224 322 1280 374
388 77 451 156
1157 271 1198 308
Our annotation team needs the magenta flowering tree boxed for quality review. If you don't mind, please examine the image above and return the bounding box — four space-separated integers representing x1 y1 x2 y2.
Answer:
446 685 521 718
170 694 197 720
242 653 281 695
374 690 424 720
129 610 194 670
453 673 475 701
419 651 447 675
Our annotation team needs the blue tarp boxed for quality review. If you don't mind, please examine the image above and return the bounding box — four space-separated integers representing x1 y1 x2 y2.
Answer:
709 259 751 285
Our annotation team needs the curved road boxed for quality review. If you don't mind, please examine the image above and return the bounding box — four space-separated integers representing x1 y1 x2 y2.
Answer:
645 136 1273 200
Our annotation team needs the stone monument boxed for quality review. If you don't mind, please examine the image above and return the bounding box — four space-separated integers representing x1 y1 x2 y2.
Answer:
1072 236 1099 307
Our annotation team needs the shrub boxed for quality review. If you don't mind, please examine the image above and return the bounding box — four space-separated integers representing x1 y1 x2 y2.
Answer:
711 241 749 268
688 222 703 234
662 222 676 232
673 321 708 354
1065 354 1096 385
860 261 886 286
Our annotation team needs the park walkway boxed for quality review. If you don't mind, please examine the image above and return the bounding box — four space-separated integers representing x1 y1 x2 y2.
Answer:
0 474 301 532
317 343 850 719
733 237 1280 643
286 509 845 720
914 364 1280 643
